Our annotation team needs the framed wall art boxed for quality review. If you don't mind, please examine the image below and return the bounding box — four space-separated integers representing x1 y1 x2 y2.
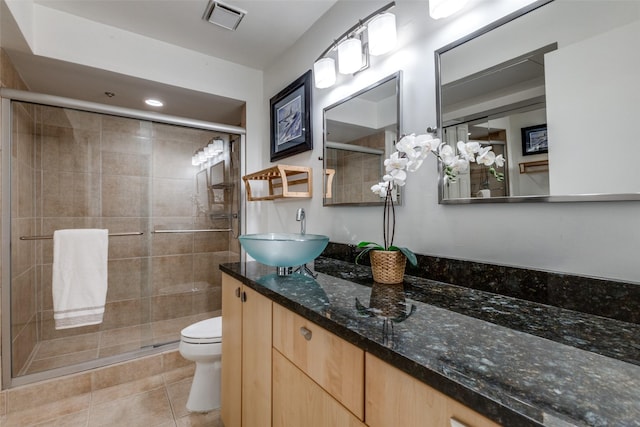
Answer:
270 70 312 162
521 124 548 156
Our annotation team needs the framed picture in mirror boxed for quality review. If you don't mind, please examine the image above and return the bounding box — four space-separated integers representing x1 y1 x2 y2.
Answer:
521 124 548 156
270 70 312 162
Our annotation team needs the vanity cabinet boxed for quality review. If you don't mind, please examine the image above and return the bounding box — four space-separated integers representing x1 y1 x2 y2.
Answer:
273 350 366 427
221 274 272 427
366 353 501 427
272 303 365 419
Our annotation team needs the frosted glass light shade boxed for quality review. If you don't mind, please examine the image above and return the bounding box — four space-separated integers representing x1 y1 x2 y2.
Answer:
313 57 336 88
338 38 363 74
429 0 468 19
213 138 224 154
368 13 396 56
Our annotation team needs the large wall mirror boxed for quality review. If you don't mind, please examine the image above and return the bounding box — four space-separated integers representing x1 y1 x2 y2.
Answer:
323 72 401 206
436 0 640 203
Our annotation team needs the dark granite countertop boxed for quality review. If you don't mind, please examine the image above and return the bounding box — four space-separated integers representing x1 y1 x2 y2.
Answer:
220 259 640 427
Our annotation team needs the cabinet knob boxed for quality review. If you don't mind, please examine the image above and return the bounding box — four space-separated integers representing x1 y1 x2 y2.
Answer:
241 291 247 302
235 287 241 298
299 326 312 341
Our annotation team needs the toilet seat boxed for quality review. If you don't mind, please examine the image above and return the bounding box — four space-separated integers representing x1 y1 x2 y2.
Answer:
181 317 222 344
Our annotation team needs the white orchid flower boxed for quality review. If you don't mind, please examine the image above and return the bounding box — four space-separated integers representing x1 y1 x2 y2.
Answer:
494 154 505 168
371 182 389 197
476 147 496 166
384 151 408 173
406 159 423 173
383 168 407 186
438 144 457 166
396 134 416 154
457 141 481 162
414 134 441 153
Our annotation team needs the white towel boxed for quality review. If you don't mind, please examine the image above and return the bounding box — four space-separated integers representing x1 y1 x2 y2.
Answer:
52 229 109 330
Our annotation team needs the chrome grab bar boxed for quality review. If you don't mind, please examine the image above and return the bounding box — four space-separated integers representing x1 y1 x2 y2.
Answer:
19 232 144 241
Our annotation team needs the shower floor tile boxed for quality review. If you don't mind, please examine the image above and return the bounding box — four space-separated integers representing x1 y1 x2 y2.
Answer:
22 311 219 376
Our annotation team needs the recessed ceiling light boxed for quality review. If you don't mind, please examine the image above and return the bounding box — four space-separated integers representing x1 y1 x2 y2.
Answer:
145 98 163 107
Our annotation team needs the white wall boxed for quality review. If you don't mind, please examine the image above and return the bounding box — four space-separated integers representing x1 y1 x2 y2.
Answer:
547 19 640 195
258 0 640 284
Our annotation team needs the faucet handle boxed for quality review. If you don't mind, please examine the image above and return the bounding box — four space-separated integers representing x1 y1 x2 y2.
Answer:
296 208 305 221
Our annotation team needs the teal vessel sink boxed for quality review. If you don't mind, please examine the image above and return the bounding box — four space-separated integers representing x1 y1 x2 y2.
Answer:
239 233 329 267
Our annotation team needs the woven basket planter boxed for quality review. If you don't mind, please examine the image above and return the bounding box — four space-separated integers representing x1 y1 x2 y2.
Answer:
370 250 406 284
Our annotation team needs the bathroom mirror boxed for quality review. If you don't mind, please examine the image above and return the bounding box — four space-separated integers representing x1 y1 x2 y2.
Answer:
323 72 401 206
436 0 640 203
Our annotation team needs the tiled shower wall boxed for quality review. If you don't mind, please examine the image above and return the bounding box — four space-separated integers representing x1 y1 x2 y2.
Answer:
1 48 31 392
9 102 239 377
325 131 385 204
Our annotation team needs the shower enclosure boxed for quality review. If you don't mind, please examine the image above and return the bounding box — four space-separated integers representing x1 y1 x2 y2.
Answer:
1 90 244 388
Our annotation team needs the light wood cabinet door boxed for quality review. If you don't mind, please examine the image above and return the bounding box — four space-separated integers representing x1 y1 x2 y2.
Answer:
221 274 272 427
272 303 364 419
273 349 366 427
241 286 272 427
221 275 242 427
366 354 501 427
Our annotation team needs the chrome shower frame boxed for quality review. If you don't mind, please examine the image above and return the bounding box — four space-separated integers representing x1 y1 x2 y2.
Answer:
0 88 246 389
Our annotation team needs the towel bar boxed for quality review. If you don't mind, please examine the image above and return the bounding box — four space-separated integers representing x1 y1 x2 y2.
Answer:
19 232 144 241
152 229 232 233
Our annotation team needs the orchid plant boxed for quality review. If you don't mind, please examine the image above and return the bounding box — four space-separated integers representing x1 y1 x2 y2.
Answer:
355 133 505 266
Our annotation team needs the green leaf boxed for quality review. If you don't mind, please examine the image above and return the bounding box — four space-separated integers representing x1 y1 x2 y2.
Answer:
355 242 384 265
396 246 418 267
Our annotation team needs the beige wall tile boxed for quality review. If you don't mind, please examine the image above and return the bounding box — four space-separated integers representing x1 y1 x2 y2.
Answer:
40 127 101 173
153 138 197 180
152 177 193 217
152 254 193 295
151 293 195 322
101 115 153 138
39 106 101 131
101 174 150 217
102 217 150 259
102 150 151 177
100 298 144 330
107 258 148 302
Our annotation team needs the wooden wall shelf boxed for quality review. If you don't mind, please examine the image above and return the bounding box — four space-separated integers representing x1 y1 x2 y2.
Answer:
243 165 312 201
519 160 549 174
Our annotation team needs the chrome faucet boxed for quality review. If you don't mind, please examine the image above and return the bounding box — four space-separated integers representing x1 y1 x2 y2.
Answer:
296 208 306 235
294 207 318 278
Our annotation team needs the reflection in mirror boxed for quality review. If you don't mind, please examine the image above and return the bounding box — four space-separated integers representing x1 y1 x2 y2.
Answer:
323 72 401 206
436 0 640 203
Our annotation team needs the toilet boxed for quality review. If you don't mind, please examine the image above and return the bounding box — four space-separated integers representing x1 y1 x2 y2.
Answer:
178 316 223 413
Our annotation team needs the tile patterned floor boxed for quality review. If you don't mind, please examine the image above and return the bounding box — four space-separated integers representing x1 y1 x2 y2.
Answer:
0 363 224 426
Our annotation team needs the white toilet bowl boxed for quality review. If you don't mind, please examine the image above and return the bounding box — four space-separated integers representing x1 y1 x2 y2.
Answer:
178 316 222 413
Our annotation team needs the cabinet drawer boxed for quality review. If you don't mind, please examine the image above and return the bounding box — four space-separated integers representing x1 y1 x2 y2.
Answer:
272 304 364 420
366 354 501 427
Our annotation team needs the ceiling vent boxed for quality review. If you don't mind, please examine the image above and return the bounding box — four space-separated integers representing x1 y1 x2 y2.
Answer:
202 0 247 31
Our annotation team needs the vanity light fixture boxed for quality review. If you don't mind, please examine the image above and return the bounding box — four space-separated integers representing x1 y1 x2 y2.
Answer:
337 37 364 74
429 0 468 20
313 1 396 89
192 138 225 166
